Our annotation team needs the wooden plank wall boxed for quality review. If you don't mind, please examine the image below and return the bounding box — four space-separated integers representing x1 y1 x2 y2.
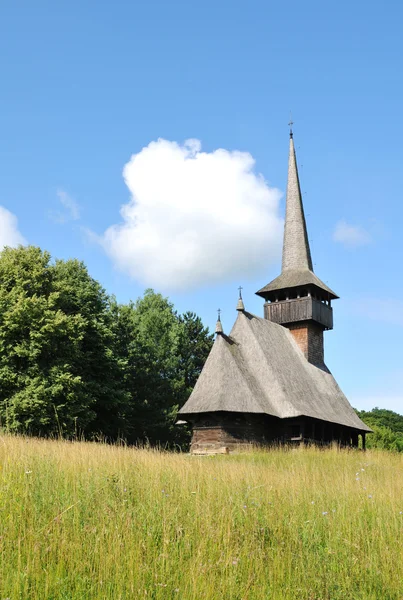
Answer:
264 297 333 329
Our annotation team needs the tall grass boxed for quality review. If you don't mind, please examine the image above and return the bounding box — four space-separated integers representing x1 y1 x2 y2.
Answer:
0 435 402 599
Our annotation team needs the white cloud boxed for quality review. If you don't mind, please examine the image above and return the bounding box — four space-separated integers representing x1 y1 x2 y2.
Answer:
102 138 283 291
50 189 80 223
333 220 371 248
0 206 26 248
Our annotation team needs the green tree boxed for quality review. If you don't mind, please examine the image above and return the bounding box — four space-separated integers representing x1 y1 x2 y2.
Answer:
0 248 212 446
115 291 213 447
356 407 403 452
357 407 403 433
52 259 129 438
364 425 403 452
177 311 214 396
0 246 128 437
115 290 182 445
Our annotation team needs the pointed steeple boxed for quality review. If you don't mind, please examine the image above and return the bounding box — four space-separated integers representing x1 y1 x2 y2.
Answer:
282 134 313 272
215 309 223 334
256 129 338 301
236 286 245 311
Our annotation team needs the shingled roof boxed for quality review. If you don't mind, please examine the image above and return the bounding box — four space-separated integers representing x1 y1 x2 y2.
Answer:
256 133 338 300
256 269 338 298
179 310 371 433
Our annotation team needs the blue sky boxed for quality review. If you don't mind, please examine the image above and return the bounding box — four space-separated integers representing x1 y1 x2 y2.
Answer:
0 0 402 412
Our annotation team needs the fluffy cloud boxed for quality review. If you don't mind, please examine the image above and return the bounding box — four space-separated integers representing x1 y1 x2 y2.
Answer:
102 138 283 291
333 220 371 248
0 206 26 248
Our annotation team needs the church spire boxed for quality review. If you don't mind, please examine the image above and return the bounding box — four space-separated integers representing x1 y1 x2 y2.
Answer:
282 134 313 273
215 309 223 335
255 129 338 302
236 286 245 311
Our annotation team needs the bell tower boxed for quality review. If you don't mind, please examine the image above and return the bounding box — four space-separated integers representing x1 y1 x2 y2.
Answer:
256 128 338 367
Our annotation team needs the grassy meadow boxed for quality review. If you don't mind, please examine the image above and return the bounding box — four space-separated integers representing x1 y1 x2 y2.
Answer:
0 436 402 599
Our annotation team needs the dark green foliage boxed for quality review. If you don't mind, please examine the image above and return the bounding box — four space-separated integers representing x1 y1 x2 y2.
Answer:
0 246 213 446
357 407 403 433
177 311 213 394
114 291 213 446
356 407 403 451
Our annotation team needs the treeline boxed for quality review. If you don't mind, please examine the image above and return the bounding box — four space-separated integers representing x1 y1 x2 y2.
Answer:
0 246 213 447
1 246 402 452
356 408 403 451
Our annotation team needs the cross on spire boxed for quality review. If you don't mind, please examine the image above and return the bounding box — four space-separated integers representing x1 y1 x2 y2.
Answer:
215 308 223 334
288 115 294 138
236 286 245 311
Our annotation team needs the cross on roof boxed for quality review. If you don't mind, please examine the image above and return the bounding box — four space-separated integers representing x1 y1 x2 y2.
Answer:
217 308 221 321
238 286 243 298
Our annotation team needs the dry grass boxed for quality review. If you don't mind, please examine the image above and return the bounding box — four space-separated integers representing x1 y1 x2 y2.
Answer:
0 435 402 599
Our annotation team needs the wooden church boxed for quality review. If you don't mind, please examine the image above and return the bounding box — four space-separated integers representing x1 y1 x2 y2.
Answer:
178 129 371 452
